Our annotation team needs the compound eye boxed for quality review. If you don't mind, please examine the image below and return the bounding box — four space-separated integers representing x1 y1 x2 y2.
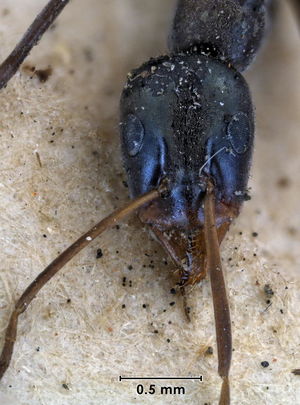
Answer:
227 112 251 154
123 114 145 157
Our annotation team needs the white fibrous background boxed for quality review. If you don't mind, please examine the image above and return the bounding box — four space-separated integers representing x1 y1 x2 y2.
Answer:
0 1 299 404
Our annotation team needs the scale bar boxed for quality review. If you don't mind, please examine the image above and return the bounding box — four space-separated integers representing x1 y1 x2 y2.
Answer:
119 376 203 382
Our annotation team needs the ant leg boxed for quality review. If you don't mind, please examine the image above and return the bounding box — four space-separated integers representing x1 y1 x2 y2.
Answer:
0 0 70 90
0 188 160 381
204 181 231 405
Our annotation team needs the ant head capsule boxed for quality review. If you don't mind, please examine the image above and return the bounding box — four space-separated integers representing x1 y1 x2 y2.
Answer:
120 54 254 284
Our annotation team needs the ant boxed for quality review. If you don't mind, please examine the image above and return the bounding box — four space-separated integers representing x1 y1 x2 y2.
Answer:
0 1 299 404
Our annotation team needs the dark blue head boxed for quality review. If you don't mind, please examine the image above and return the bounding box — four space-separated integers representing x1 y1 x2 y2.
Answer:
120 53 254 284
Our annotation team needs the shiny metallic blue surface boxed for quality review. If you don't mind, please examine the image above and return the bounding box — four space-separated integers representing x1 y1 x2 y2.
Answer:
120 54 254 228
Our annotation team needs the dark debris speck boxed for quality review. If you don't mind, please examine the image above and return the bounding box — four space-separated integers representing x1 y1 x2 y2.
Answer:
96 248 103 259
205 346 213 355
277 177 290 188
35 67 53 83
264 284 274 297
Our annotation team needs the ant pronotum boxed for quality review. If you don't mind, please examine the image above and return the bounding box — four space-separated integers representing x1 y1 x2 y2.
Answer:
0 0 298 403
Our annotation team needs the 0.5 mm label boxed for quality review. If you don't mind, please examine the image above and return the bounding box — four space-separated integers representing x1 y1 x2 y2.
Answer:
136 384 185 396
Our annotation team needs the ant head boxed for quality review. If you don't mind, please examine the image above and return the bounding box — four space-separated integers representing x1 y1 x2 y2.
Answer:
120 53 254 284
